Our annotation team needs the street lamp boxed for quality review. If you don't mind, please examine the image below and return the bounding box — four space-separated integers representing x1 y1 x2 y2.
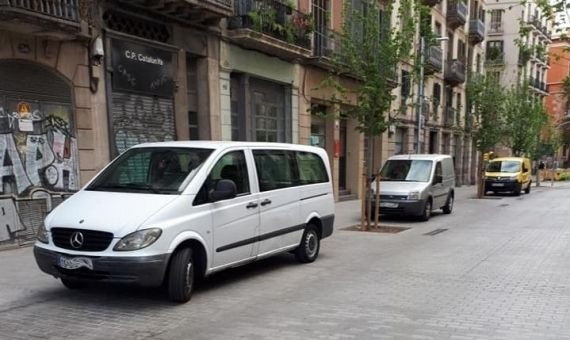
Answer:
416 36 449 154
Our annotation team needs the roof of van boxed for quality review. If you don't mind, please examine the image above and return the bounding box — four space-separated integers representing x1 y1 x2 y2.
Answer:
489 157 528 162
387 154 453 161
131 140 325 152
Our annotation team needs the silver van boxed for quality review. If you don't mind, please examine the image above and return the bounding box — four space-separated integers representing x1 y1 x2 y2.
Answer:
369 154 455 221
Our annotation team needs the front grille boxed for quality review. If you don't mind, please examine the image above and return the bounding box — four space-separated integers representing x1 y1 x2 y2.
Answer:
51 228 114 252
380 195 408 200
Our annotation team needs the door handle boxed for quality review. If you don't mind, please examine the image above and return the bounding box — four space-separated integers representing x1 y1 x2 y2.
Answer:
260 199 272 206
246 202 258 209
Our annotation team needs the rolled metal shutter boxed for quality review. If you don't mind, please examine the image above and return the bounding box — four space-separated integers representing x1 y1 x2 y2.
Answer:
109 92 175 155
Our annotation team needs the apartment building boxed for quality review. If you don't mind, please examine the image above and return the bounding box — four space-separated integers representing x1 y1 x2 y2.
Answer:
485 0 551 96
546 36 570 166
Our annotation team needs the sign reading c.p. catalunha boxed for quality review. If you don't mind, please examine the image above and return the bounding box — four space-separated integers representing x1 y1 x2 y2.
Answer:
111 39 173 97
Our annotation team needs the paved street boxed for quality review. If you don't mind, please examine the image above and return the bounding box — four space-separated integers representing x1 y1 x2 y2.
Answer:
1 183 570 339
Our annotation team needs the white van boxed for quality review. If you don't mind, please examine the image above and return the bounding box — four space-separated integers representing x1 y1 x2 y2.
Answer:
34 141 334 302
369 154 455 221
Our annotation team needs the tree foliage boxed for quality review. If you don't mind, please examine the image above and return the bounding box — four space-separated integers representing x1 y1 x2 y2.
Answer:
502 81 548 157
466 74 505 153
322 0 419 138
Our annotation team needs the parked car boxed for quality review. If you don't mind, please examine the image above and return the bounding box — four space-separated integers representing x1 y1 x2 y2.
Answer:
484 157 531 195
369 154 455 221
34 141 335 302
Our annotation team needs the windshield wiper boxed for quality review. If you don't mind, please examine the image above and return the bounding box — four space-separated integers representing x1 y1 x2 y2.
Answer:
91 183 163 194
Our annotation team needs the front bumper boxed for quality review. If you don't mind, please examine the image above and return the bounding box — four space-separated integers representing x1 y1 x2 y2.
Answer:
485 180 521 192
367 198 425 216
34 246 169 287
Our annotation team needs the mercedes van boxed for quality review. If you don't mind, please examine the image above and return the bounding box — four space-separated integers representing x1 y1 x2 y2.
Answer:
369 154 455 221
484 157 531 195
34 141 334 302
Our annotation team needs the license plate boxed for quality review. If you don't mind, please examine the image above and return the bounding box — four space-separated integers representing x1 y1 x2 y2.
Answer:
491 183 504 187
380 202 398 208
58 256 93 270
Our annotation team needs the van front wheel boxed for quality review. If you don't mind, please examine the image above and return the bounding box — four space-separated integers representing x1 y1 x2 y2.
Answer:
295 224 320 263
167 247 195 303
420 199 432 221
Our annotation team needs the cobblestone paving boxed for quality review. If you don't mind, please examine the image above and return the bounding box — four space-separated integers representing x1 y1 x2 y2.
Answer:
1 184 570 339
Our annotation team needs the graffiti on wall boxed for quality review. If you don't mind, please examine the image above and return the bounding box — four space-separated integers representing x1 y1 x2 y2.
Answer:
111 93 175 155
0 100 78 245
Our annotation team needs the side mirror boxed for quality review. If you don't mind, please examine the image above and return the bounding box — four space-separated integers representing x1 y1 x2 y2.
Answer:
209 179 237 202
434 175 443 184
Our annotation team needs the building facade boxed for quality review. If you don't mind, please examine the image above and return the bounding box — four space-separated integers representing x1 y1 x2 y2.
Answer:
546 37 570 166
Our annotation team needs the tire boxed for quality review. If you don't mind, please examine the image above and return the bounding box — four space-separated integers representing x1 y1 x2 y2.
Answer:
442 193 454 214
295 224 320 263
167 247 195 303
513 185 521 196
420 199 432 221
61 278 87 290
525 181 531 194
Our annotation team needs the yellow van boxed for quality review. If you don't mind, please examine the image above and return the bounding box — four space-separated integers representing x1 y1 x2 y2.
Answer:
484 157 532 195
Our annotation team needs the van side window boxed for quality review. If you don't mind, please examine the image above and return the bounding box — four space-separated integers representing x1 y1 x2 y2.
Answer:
434 162 442 180
253 150 298 191
296 152 329 184
194 151 250 205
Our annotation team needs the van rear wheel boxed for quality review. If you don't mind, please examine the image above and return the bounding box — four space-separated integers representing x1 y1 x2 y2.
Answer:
167 247 195 303
295 224 320 263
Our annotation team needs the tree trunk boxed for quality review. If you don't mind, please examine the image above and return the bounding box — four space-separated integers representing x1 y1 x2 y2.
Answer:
374 174 380 229
477 153 485 198
365 136 374 229
360 171 367 230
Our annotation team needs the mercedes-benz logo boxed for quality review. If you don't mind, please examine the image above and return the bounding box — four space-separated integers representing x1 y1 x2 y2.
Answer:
70 232 84 249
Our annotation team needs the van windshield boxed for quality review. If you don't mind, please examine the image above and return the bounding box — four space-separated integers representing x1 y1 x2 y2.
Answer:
87 147 213 194
487 161 521 173
380 160 433 182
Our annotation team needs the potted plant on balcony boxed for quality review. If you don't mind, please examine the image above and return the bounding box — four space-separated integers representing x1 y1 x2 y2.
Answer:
290 12 313 48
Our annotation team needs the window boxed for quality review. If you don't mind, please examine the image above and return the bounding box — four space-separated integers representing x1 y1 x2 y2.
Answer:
435 22 442 37
88 148 213 194
434 162 442 180
486 40 503 62
433 83 441 107
253 150 298 191
296 152 329 184
457 40 466 62
310 114 326 148
194 151 250 205
401 70 411 98
380 159 433 182
395 128 405 155
188 111 199 140
476 54 481 73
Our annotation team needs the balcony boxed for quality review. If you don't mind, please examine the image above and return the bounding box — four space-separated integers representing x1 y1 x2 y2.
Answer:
485 48 505 68
421 0 441 6
0 0 83 37
444 106 456 127
227 0 312 61
424 45 443 75
447 0 467 30
469 19 485 44
488 21 503 34
444 59 466 85
118 0 233 25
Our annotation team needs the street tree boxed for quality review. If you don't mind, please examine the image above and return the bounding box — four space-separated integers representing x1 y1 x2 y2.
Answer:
318 0 419 229
502 81 548 157
466 74 506 198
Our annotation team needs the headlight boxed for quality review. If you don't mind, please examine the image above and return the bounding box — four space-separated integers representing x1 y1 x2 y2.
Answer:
113 228 162 251
407 191 421 200
37 224 49 244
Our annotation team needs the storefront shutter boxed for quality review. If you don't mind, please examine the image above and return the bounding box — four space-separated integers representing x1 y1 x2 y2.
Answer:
110 92 175 155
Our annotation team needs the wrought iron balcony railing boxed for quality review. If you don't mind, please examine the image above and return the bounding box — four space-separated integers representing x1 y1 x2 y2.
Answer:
228 0 312 51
